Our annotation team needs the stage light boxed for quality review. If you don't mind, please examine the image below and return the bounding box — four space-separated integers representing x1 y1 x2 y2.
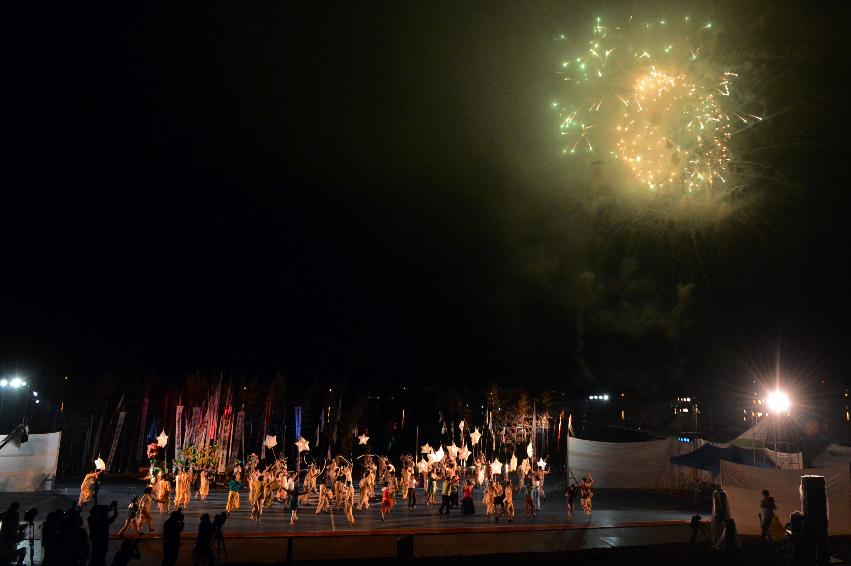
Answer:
0 379 7 387
10 377 23 388
33 391 38 397
603 394 609 401
766 390 790 413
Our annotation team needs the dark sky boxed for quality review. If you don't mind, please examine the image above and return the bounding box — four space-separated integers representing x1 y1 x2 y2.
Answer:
3 1 850 395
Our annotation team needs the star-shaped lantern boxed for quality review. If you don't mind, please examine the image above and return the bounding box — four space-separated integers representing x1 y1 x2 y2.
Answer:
417 458 430 474
469 428 482 445
526 441 534 459
509 454 518 472
446 442 459 459
295 437 310 453
94 457 106 471
156 431 169 448
520 458 531 475
458 445 471 463
537 458 547 470
490 458 503 475
428 445 445 464
358 433 370 445
263 435 278 449
420 442 433 454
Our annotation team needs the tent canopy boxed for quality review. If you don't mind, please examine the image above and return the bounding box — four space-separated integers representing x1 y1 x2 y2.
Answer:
670 442 775 475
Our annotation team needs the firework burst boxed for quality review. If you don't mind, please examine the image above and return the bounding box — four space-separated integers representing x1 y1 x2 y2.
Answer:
553 16 762 221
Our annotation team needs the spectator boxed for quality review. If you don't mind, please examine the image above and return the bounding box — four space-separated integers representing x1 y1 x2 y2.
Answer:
162 509 184 566
88 502 119 566
0 502 25 566
192 514 214 566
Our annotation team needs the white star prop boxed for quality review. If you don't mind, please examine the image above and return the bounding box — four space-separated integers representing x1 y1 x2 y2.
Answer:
358 433 370 445
458 420 465 431
526 441 534 459
263 435 277 449
490 458 503 475
156 431 169 447
295 437 310 453
420 442 433 454
537 458 547 470
458 446 471 463
469 428 482 445
447 442 459 459
428 445 445 464
520 458 531 475
417 458 430 474
94 457 106 471
509 454 518 472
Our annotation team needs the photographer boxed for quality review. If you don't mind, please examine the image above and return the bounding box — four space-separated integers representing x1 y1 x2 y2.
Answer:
0 502 25 566
162 509 184 566
192 514 215 566
88 501 119 566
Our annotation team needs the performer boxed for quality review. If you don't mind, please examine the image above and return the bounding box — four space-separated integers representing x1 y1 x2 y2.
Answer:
287 472 300 525
342 480 356 526
483 480 495 517
524 478 536 518
426 469 437 506
78 468 103 508
492 480 505 521
566 482 578 521
174 466 192 511
303 463 318 494
533 478 542 512
461 479 475 515
497 479 514 522
380 481 394 521
117 495 140 537
249 470 265 522
157 471 172 515
198 466 213 503
136 487 155 533
226 478 241 513
579 474 593 520
357 472 372 510
438 470 453 515
407 473 417 509
315 478 333 514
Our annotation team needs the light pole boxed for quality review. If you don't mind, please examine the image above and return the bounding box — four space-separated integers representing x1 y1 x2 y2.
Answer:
766 390 790 453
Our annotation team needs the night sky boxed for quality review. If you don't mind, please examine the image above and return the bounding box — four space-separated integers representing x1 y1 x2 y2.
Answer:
3 1 850 399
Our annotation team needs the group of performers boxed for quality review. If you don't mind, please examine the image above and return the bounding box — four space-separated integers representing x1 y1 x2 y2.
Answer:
77 450 595 532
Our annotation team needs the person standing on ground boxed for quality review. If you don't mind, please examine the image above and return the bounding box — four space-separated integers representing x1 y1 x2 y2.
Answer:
287 472 300 525
759 489 777 543
162 509 184 566
343 481 356 526
566 483 577 521
407 473 417 509
461 479 475 515
87 502 118 566
438 472 452 515
225 479 241 514
191 515 214 566
380 481 394 521
135 487 156 533
579 474 593 521
117 496 140 537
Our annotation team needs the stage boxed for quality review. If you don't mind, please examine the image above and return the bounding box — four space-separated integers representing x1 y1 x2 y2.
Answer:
2 477 711 563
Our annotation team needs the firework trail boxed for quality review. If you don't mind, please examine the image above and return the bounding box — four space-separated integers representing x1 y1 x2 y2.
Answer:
552 15 763 222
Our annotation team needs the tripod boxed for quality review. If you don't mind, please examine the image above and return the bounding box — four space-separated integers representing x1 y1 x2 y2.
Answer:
213 528 228 564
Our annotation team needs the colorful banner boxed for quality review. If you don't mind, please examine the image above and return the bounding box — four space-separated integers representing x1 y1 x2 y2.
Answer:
106 411 127 470
175 405 184 460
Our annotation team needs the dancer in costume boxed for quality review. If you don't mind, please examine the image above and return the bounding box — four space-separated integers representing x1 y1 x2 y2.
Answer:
78 468 104 508
407 473 417 509
226 479 241 513
157 471 172 515
579 474 593 520
136 487 155 533
566 482 577 521
524 478 536 518
249 470 265 522
343 480 356 526
174 466 192 510
426 469 438 506
232 459 244 483
287 472 300 525
198 466 212 503
357 472 372 510
315 478 332 514
117 495 140 537
497 479 514 522
303 463 318 494
380 481 394 521
461 479 475 515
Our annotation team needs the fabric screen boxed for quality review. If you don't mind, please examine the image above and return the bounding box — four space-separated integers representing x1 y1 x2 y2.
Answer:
0 432 61 492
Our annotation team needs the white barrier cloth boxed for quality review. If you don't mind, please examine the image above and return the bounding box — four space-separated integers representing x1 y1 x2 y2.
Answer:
568 436 692 489
0 432 61 492
721 460 851 535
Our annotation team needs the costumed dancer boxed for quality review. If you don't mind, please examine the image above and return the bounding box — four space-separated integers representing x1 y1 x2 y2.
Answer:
198 466 212 503
426 469 437 506
315 477 333 514
78 468 103 508
232 459 244 483
380 481 394 521
498 479 514 522
407 473 417 509
226 478 241 513
524 478 536 518
357 472 372 510
117 495 140 537
136 486 155 533
304 463 318 494
566 482 577 521
287 472 300 525
579 474 593 520
343 480 356 526
174 466 192 511
249 470 265 522
461 479 475 515
157 471 172 515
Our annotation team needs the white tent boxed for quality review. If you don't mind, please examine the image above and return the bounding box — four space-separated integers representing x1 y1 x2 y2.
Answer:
721 460 851 535
0 432 61 492
813 443 851 468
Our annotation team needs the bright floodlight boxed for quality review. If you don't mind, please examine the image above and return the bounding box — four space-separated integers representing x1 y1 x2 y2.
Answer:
9 377 23 388
0 379 7 387
766 390 790 413
603 394 609 401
